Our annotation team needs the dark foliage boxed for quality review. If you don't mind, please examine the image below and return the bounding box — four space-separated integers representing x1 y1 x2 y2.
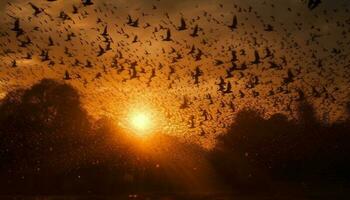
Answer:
1 79 350 195
211 101 350 191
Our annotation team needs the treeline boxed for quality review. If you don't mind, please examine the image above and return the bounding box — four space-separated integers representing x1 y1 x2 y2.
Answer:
0 79 349 195
211 102 350 191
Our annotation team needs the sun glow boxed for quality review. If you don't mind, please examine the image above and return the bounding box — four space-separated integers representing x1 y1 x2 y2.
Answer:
128 111 154 136
131 112 150 130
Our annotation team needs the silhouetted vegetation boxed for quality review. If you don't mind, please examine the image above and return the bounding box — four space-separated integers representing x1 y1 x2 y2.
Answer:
0 79 350 195
211 101 350 192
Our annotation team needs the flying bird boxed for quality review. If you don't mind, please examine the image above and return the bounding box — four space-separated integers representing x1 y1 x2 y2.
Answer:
308 0 322 10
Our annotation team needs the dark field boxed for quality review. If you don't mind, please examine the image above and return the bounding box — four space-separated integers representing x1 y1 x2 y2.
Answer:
0 194 349 200
1 184 350 200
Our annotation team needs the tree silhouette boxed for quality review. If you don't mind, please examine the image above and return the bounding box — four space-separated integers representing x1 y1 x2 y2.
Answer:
0 79 94 194
211 100 350 191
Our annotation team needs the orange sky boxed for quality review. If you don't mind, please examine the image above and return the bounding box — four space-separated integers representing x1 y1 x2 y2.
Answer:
0 0 349 148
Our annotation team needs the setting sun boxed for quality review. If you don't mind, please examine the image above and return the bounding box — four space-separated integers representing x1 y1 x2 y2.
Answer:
129 111 153 136
131 112 150 130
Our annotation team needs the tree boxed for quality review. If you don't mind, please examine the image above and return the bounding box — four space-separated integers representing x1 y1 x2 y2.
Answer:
0 79 93 194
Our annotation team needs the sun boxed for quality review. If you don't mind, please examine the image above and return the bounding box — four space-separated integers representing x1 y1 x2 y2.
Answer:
124 102 162 137
131 112 150 130
129 111 153 136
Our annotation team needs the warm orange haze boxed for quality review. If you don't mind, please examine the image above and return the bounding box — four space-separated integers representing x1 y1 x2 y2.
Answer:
0 0 350 199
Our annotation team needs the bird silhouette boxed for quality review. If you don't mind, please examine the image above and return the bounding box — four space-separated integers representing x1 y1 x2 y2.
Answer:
178 17 187 31
228 15 238 31
82 0 94 6
97 45 106 57
190 25 199 37
163 29 172 41
28 2 43 17
192 66 203 85
11 18 24 37
308 0 322 10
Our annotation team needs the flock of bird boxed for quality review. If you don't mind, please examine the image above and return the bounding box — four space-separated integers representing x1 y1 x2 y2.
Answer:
0 0 349 147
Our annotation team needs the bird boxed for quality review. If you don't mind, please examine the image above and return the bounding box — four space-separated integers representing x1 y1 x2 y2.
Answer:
251 50 261 65
101 26 108 37
82 0 94 6
228 15 238 31
192 66 203 85
224 82 233 94
308 0 322 10
163 29 172 41
48 37 54 46
97 45 106 57
72 5 79 14
28 2 43 17
178 17 187 31
11 60 17 67
11 18 24 37
264 24 274 32
127 15 139 27
190 25 199 37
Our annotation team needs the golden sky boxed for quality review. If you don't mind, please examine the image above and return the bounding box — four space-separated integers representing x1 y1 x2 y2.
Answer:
0 0 349 148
